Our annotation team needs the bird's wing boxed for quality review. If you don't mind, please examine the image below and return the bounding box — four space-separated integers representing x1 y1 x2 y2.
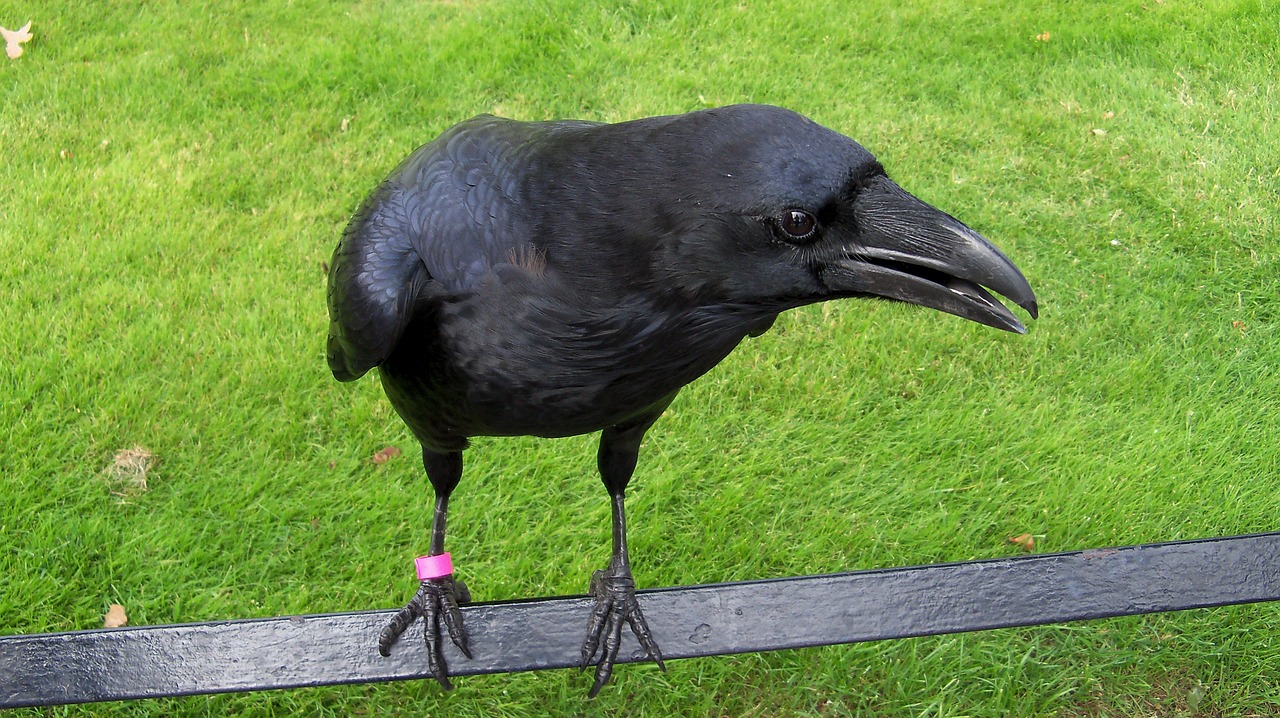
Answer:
326 116 551 381
326 178 436 382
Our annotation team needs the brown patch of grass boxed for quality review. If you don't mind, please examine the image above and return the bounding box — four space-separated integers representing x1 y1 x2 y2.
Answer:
103 445 154 500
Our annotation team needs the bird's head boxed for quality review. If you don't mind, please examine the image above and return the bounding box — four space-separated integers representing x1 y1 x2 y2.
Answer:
626 104 1038 333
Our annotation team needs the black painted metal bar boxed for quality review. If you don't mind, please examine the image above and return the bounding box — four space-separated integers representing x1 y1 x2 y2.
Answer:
3 532 1278 708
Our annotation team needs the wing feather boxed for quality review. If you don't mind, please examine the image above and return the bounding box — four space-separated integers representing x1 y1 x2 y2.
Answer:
325 115 550 381
326 180 433 381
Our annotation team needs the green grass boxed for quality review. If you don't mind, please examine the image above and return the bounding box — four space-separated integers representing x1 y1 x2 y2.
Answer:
2 0 1278 714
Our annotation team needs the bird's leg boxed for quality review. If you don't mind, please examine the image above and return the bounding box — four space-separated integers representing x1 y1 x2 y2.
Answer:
378 449 471 690
580 420 668 697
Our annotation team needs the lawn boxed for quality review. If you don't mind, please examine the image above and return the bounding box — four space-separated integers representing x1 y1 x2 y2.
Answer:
2 0 1278 715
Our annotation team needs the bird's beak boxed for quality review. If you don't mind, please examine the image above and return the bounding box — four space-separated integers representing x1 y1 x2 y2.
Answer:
820 177 1038 333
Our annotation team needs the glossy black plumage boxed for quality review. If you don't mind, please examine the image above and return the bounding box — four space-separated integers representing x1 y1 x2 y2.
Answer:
327 104 1037 695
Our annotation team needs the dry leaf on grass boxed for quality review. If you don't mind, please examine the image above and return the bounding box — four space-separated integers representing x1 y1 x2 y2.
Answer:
1008 533 1036 552
371 445 402 464
1 20 32 59
104 446 154 499
104 603 128 628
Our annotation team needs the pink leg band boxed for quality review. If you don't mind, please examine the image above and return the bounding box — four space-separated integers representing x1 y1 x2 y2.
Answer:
415 552 453 580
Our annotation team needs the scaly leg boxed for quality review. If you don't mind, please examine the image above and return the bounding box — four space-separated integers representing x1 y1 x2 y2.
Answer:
378 450 471 690
580 401 673 696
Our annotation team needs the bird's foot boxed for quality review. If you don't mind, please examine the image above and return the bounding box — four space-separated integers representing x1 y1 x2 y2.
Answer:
579 564 664 697
379 576 472 690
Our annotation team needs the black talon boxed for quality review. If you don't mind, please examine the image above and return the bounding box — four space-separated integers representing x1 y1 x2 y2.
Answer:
588 610 624 698
443 579 472 659
378 603 416 657
581 562 663 697
378 575 471 689
574 416 670 696
626 599 665 672
374 451 473 689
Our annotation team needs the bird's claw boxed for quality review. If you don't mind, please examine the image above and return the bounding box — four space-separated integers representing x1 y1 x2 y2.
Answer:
579 566 664 697
379 575 472 690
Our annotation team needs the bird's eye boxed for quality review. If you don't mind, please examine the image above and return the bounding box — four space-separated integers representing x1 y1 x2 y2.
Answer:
778 210 817 241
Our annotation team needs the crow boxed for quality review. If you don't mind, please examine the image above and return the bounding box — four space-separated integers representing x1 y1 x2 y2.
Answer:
326 104 1037 696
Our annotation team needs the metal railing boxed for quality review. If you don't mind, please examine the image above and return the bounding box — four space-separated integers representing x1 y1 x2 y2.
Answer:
3 532 1278 708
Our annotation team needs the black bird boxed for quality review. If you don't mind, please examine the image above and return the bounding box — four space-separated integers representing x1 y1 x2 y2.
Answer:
326 104 1037 695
